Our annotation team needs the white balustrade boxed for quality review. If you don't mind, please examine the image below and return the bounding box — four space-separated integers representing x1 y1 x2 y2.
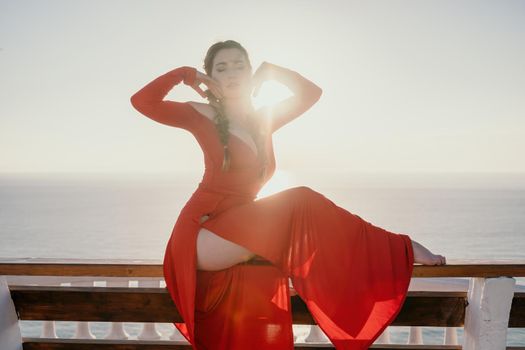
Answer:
70 279 96 339
168 325 187 342
463 276 516 350
375 327 391 343
408 326 423 344
40 281 59 339
1 268 523 348
304 324 329 342
104 279 131 340
445 327 459 345
0 276 23 350
137 279 163 340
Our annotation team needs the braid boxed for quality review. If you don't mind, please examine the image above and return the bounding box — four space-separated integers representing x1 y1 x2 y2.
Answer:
204 90 231 171
201 39 269 180
204 89 269 180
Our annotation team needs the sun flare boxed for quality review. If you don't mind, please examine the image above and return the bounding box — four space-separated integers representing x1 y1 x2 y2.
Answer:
252 80 293 111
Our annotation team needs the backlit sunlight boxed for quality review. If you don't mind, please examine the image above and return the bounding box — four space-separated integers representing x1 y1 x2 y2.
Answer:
257 169 297 199
252 80 293 111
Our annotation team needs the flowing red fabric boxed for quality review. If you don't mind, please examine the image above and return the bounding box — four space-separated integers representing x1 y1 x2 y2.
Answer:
130 66 415 350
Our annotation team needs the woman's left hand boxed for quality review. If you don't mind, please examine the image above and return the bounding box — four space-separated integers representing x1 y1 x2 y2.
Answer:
251 61 274 98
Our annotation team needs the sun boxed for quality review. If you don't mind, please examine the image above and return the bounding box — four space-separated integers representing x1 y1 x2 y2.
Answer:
257 169 297 199
251 80 293 111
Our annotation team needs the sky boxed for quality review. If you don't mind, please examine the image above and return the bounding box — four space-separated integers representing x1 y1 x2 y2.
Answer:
1 0 524 180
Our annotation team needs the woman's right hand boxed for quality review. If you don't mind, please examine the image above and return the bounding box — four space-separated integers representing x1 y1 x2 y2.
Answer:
190 70 224 100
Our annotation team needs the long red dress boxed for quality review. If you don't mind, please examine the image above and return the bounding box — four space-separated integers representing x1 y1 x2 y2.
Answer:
130 66 415 350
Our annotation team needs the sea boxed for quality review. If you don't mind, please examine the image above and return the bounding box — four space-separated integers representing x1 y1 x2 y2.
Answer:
1 170 524 346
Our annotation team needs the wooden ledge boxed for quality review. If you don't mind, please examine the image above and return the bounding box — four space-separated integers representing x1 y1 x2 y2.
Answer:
2 257 525 277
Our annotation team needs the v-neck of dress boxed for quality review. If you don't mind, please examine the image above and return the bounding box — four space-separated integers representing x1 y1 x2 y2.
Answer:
191 105 260 158
228 125 259 158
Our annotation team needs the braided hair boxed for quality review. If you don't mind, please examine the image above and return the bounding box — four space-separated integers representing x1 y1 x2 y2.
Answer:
202 40 269 180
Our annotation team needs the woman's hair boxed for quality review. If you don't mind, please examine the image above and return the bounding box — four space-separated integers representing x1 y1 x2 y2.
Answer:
202 40 268 180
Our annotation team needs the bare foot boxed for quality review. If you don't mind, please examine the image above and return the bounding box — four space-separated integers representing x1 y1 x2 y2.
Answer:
411 239 447 265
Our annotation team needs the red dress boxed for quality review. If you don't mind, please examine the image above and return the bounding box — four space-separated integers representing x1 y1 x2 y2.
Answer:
130 66 415 350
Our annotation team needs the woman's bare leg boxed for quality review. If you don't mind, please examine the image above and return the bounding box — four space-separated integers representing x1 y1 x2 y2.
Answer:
411 239 447 265
196 215 256 271
196 215 445 271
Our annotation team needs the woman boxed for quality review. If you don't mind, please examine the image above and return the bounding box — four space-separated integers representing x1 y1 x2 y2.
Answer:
130 40 446 350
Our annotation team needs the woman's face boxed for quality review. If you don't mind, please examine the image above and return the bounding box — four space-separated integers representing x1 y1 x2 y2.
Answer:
211 48 252 100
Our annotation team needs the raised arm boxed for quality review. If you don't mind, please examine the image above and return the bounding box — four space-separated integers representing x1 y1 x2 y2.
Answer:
130 66 198 130
255 63 322 133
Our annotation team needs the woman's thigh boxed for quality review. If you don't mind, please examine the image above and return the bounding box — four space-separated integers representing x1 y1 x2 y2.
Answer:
196 215 256 271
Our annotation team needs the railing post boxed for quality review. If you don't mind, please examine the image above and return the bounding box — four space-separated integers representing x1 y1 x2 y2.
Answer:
137 279 162 340
304 325 329 342
444 327 459 345
71 280 96 339
374 327 391 344
408 326 423 344
0 276 22 350
104 279 131 340
463 276 515 350
41 282 59 339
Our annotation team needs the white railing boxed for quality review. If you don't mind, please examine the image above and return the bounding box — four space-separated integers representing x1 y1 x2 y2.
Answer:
2 258 525 349
5 274 518 346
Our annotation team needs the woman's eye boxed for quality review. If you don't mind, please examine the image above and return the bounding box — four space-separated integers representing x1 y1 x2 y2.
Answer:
217 66 243 72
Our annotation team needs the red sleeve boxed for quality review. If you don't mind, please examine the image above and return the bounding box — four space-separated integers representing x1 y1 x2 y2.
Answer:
130 66 199 130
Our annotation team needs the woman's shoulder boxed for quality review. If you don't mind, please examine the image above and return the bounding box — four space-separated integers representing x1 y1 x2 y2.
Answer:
187 101 215 122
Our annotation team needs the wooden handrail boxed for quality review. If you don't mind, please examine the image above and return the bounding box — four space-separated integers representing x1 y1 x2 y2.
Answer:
2 257 525 277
